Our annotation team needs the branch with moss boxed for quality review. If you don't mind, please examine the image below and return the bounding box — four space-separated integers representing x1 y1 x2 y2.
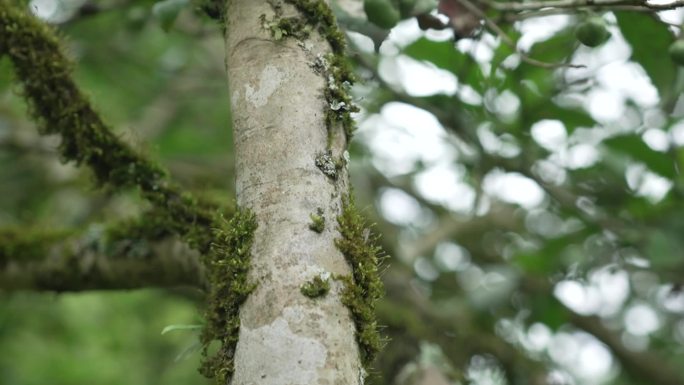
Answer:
0 1 221 254
0 219 204 292
0 5 259 380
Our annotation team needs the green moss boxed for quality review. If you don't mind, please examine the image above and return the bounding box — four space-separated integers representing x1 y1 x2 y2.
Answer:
0 227 75 268
273 0 359 142
0 4 163 188
199 208 257 383
282 0 346 53
0 214 210 291
300 274 330 298
336 194 385 371
273 16 313 40
309 208 326 233
105 210 174 243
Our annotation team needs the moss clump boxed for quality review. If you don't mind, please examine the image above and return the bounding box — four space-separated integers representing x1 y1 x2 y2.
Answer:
301 274 331 298
199 208 257 383
336 194 385 371
309 208 326 233
272 16 312 40
105 210 175 243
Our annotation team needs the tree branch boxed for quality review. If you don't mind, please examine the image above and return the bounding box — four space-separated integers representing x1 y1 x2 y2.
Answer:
0 222 204 292
0 1 224 255
456 0 585 69
485 0 684 12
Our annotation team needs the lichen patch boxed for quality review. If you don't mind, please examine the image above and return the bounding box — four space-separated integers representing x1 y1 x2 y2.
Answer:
244 65 286 108
231 89 241 109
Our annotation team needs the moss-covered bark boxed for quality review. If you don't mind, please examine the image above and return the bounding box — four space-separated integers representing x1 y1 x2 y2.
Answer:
335 194 385 368
0 217 204 292
226 1 385 383
198 208 257 382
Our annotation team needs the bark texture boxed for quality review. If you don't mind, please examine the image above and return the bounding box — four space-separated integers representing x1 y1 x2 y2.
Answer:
225 1 362 384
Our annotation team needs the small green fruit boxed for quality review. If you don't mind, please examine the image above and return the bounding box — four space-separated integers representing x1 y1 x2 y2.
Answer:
364 0 401 29
576 17 610 47
669 40 684 66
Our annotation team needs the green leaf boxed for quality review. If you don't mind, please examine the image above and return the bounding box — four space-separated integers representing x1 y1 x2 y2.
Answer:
646 231 681 269
530 295 568 331
526 27 576 64
403 37 486 93
514 230 594 275
514 28 576 98
616 12 676 99
160 324 202 335
152 0 189 32
603 134 676 178
514 238 568 275
490 29 520 74
535 104 595 134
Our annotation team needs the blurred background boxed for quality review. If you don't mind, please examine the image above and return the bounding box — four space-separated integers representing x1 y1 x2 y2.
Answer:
1 0 684 384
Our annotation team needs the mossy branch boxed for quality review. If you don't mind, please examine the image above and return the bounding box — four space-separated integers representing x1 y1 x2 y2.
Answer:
0 1 219 254
0 217 204 292
0 5 256 381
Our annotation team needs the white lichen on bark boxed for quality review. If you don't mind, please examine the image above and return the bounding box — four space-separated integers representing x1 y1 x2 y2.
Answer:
225 0 362 384
243 65 286 108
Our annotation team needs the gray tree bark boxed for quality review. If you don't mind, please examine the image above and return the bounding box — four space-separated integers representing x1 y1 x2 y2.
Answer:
225 1 363 384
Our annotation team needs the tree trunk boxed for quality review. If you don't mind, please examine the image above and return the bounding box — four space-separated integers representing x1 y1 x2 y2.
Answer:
225 1 363 384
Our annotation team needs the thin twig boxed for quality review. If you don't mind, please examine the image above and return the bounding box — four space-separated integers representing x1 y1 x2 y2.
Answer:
483 0 684 12
456 0 586 69
501 5 659 21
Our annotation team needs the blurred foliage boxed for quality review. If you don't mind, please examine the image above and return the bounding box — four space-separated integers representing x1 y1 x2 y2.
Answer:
2 1 684 385
0 291 206 385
